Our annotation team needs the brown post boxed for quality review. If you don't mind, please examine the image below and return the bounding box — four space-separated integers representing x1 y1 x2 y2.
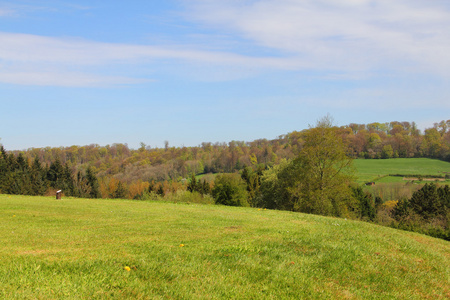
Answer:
56 190 62 200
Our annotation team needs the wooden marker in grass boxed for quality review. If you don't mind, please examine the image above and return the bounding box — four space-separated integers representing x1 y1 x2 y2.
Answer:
56 190 62 200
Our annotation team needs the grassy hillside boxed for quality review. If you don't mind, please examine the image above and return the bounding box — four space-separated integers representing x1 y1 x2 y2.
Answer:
354 158 450 183
1 195 449 299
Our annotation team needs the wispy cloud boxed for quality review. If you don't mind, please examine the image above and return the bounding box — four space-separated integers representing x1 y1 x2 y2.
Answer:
0 7 14 16
0 70 150 87
183 0 450 76
0 31 307 86
2 1 450 87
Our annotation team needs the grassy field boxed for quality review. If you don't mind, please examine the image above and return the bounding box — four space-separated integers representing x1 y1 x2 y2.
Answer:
354 158 450 184
1 195 449 299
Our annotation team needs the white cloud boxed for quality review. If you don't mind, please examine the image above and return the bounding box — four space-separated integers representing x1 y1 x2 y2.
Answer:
0 7 13 16
183 0 450 76
0 32 297 67
0 70 150 87
0 31 310 86
2 1 450 87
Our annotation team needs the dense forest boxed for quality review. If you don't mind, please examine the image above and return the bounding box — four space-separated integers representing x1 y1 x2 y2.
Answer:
7 120 450 188
0 147 100 198
1 119 449 240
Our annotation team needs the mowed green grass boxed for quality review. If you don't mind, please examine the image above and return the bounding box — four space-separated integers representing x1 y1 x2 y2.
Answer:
1 195 449 299
354 158 450 183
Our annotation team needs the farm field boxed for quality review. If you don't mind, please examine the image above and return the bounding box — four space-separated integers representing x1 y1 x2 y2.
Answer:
1 194 449 299
354 158 450 184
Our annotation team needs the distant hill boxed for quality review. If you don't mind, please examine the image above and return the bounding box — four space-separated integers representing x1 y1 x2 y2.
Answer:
2 119 450 201
10 119 450 185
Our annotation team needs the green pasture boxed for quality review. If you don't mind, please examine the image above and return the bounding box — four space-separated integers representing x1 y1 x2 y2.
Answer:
1 194 449 299
195 173 217 181
354 158 450 184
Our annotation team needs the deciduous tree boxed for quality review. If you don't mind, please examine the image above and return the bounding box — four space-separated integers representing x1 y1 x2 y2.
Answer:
212 173 248 207
259 117 356 217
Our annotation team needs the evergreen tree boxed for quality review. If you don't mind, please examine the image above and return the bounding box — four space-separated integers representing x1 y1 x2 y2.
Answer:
47 158 64 187
374 196 383 211
393 198 411 221
0 146 7 160
9 153 32 195
7 153 17 172
241 166 260 207
110 181 127 199
30 156 48 195
62 164 75 195
86 167 101 198
0 148 23 194
437 185 450 210
3 172 23 195
187 173 197 192
200 179 211 195
409 183 442 220
16 153 29 172
352 186 375 221
0 146 7 193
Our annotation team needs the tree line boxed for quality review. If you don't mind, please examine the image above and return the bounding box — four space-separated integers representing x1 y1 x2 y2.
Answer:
2 118 450 202
0 146 100 198
9 120 450 187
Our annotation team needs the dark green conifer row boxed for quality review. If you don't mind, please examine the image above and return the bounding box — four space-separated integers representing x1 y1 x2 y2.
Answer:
0 146 100 198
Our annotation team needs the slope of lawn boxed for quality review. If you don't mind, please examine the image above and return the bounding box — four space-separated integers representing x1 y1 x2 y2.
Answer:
1 194 449 299
354 158 450 183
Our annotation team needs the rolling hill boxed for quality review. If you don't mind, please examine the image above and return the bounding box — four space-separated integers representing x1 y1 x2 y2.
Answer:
1 194 449 299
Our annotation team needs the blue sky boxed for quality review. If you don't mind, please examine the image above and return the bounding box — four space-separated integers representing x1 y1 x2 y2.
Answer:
1 0 449 150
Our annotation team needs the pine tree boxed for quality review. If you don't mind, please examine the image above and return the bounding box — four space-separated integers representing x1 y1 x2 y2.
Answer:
410 183 441 220
0 146 7 193
241 167 260 207
437 185 450 210
352 186 376 221
86 167 101 198
7 153 17 172
200 179 211 195
0 146 6 160
47 159 64 187
63 164 75 195
16 153 29 172
30 156 48 195
375 196 383 211
187 173 197 192
110 181 127 199
393 198 411 221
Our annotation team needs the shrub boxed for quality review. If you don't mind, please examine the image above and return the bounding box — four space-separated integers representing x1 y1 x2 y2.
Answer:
212 173 248 207
409 183 443 220
390 183 450 241
352 186 376 221
171 190 214 205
